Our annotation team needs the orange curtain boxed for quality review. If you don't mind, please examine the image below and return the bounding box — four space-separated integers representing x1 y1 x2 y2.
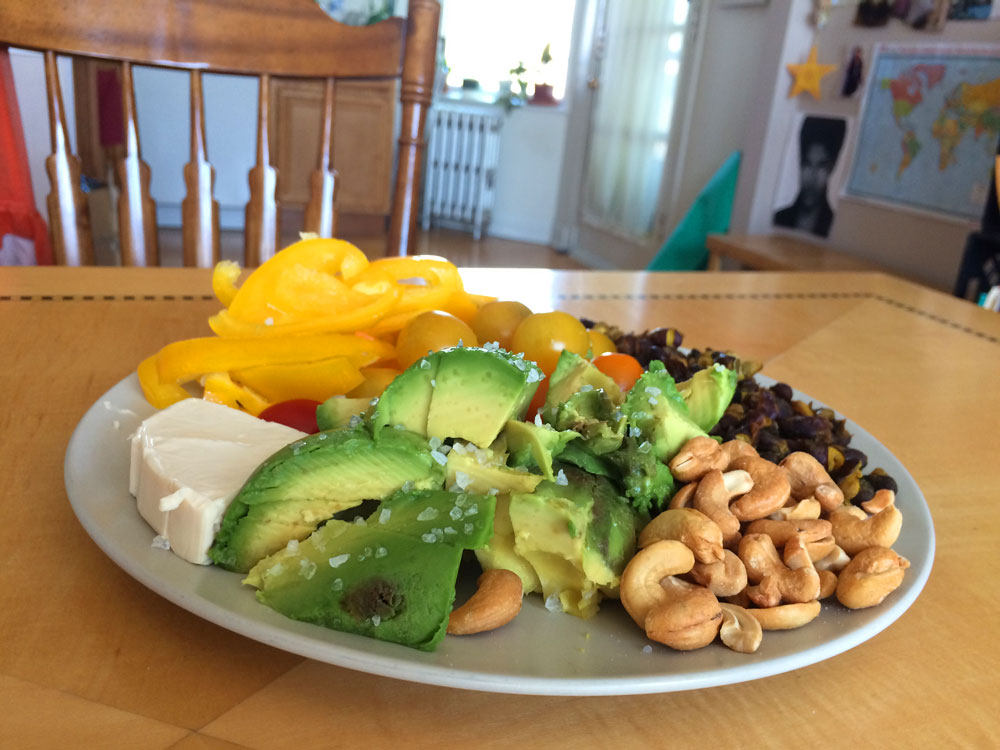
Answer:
0 47 52 265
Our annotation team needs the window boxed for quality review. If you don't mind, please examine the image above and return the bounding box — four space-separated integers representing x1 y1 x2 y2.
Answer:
439 0 577 99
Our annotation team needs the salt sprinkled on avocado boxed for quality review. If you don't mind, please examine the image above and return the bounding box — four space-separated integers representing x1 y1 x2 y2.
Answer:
444 526 457 535
545 594 564 613
331 578 343 591
402 481 414 492
449 505 463 520
270 563 285 575
555 469 569 486
430 379 436 387
378 508 392 524
454 471 472 490
375 547 388 558
431 449 447 465
534 412 544 427
419 359 431 370
439 444 452 454
151 535 170 550
526 368 541 383
463 505 478 517
580 384 594 392
428 436 443 450
629 426 643 438
371 615 381 626
349 415 362 428
417 507 439 521
354 515 367 526
638 441 652 454
299 559 316 579
285 539 299 553
421 532 437 543
464 522 475 534
328 554 350 568
645 386 661 396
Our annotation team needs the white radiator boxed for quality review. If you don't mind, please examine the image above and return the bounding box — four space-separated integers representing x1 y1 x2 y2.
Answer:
421 103 503 240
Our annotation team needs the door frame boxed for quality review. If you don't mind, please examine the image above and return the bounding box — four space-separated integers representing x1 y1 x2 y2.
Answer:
552 0 710 269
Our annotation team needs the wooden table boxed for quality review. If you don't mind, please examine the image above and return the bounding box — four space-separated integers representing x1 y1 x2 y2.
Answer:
3 266 998 748
706 233 893 274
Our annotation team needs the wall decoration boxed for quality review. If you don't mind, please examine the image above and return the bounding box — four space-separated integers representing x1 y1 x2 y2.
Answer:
845 44 1000 220
891 0 950 29
842 46 865 97
854 0 893 25
786 45 838 99
773 115 850 238
947 0 993 20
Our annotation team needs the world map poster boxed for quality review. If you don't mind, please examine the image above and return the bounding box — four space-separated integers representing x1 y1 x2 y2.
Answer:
846 44 1000 220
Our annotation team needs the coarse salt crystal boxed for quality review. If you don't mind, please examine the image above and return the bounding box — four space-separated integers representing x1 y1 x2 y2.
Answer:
151 535 170 550
431 450 447 465
371 615 381 627
449 506 463 520
375 546 388 558
645 386 661 396
642 645 653 654
638 441 652 454
464 522 474 534
555 469 568 486
331 578 343 591
328 554 350 568
402 481 414 492
534 412 544 427
354 515 367 526
419 359 431 370
545 594 563 613
428 436 443 450
417 507 439 522
421 532 437 543
349 415 362 428
285 539 300 553
378 508 392 524
444 526 457 535
580 384 594 392
299 559 317 579
454 471 472 489
463 505 478 517
264 317 274 326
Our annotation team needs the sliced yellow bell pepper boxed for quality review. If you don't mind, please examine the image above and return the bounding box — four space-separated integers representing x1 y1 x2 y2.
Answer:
202 372 272 416
137 353 191 409
232 356 365 403
346 366 403 399
212 261 243 308
154 332 394 389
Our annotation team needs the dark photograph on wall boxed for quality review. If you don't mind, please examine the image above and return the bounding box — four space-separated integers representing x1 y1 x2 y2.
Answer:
773 116 848 239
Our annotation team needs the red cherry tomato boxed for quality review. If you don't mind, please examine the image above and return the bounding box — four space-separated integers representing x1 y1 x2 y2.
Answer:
592 353 645 392
523 379 550 423
259 399 322 434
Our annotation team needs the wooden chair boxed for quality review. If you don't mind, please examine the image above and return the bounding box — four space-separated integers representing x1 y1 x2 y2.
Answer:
0 0 440 266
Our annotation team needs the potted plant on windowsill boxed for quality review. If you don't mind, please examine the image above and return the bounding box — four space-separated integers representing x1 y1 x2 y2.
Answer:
530 43 557 106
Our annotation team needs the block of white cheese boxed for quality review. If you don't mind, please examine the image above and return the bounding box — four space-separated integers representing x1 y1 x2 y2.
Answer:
130 399 307 565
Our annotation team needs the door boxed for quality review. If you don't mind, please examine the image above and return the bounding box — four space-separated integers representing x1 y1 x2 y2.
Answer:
558 0 700 269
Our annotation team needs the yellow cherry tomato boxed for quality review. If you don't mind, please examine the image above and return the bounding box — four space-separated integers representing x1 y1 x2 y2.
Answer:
471 300 533 351
587 329 617 358
395 310 479 369
511 311 590 375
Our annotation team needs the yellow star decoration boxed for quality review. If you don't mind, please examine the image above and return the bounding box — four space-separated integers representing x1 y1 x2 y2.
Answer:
786 45 836 100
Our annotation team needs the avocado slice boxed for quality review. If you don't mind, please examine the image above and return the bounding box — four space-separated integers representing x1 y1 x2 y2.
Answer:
445 445 544 495
473 493 542 595
372 488 496 549
543 388 625 455
369 357 440 439
676 363 738 432
316 395 370 431
244 519 462 651
503 420 579 481
209 426 445 572
544 350 623 408
491 465 640 618
425 347 544 447
622 360 707 463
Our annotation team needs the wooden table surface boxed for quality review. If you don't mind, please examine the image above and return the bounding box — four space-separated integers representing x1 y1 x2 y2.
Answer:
2 266 999 748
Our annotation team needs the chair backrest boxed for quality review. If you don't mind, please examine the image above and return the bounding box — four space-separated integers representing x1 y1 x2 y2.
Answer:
0 0 440 266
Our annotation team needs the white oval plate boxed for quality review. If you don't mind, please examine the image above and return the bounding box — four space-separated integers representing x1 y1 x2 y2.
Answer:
65 373 933 695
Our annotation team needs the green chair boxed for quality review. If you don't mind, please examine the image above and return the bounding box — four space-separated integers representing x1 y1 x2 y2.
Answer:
647 151 740 271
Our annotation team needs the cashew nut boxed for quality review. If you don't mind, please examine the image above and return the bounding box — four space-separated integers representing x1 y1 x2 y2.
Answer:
638 508 725 564
769 497 822 521
738 533 820 607
668 481 698 510
745 518 833 547
668 436 728 483
719 602 763 653
728 455 792 522
644 577 722 651
804 535 838 563
861 488 895 515
692 469 749 546
836 546 909 609
817 569 838 599
830 505 903 556
779 451 844 512
720 438 758 469
813 544 851 573
747 600 822 630
447 569 524 635
619 539 695 627
688 549 748 597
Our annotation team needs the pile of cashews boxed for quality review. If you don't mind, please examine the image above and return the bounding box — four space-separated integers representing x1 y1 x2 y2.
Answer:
619 436 909 653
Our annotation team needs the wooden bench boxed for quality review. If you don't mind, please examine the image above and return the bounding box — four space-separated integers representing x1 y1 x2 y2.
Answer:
706 233 891 273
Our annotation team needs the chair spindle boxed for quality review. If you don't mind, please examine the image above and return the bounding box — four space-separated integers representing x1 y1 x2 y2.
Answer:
245 74 279 266
303 77 339 239
116 61 158 266
182 69 219 268
43 51 94 266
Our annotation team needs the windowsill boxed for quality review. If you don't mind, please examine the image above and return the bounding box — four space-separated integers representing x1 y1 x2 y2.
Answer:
437 88 568 113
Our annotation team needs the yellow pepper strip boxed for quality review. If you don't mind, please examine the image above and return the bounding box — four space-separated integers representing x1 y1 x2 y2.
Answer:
355 256 463 314
232 356 365 403
346 366 403 399
226 238 370 322
212 261 243 308
202 372 272 416
154 332 394 389
137 353 192 409
207 281 401 338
